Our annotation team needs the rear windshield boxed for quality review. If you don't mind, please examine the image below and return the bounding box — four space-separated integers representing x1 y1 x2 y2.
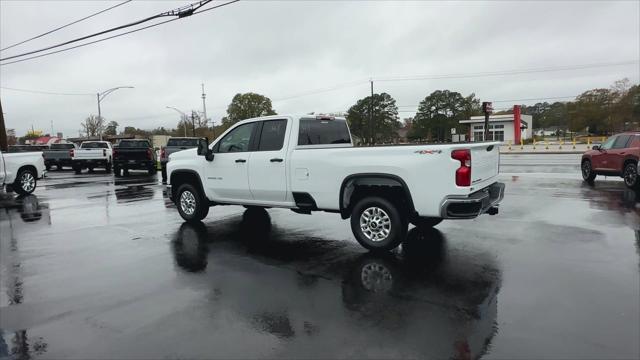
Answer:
118 140 150 148
167 138 199 147
298 119 351 146
81 142 109 149
50 143 75 150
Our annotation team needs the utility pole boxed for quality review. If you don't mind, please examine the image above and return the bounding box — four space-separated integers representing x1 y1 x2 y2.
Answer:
369 79 374 145
482 102 493 142
201 83 208 127
191 111 196 137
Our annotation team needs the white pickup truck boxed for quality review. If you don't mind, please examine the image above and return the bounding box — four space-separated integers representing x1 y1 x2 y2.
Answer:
72 141 113 174
167 115 504 251
0 149 46 195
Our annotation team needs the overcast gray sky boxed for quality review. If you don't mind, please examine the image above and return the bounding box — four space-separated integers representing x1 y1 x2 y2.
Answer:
1 0 639 137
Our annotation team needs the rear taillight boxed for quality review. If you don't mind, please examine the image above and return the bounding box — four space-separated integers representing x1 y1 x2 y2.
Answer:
69 149 74 158
451 149 471 187
146 148 152 160
103 149 107 157
161 148 166 159
113 148 118 158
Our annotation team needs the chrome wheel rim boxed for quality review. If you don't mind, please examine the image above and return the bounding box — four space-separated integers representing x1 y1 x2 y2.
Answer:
20 172 35 192
624 165 637 186
360 262 393 292
360 206 391 242
582 161 591 179
180 190 197 216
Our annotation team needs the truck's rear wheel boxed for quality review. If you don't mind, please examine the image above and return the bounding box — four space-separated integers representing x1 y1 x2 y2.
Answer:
105 162 112 173
113 165 121 177
73 165 81 174
176 183 209 222
14 168 37 195
350 196 406 251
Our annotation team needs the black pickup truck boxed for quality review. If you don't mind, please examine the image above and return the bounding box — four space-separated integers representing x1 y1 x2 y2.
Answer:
113 139 157 177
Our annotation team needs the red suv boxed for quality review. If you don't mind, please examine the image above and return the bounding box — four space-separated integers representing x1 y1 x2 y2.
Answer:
582 131 640 189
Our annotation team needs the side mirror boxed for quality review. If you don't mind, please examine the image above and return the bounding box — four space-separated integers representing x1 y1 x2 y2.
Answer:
592 145 601 150
197 138 214 161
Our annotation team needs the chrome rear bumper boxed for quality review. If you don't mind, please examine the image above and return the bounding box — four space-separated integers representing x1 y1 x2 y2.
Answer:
440 182 505 219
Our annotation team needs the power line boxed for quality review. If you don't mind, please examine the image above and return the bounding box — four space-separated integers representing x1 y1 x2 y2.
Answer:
272 79 369 103
0 86 93 96
0 0 214 62
0 0 240 66
373 60 639 82
0 0 133 52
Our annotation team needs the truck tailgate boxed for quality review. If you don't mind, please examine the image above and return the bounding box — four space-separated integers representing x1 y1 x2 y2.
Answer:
75 149 105 159
470 143 500 185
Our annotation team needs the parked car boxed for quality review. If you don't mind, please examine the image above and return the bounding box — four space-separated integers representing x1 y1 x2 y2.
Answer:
72 141 113 174
160 137 200 182
0 148 47 195
166 115 504 251
581 131 640 189
113 139 157 177
43 143 76 170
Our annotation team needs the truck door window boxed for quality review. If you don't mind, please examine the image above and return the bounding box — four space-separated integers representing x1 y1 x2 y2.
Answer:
298 119 351 145
257 119 287 151
217 123 257 153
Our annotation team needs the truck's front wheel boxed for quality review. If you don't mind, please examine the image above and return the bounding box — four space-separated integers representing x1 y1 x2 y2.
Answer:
350 196 406 251
176 183 209 222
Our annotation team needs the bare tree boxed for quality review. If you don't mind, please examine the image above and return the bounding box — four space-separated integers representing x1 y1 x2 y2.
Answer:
81 115 105 137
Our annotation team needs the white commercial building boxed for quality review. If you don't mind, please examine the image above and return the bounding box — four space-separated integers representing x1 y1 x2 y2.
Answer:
459 107 533 143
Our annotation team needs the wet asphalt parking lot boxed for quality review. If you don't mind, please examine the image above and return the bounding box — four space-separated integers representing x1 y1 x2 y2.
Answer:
1 154 638 359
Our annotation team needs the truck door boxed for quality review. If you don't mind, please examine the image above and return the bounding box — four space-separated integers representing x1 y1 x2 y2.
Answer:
206 122 258 201
248 119 289 202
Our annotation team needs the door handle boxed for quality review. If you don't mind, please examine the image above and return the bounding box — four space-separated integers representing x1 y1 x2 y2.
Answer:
235 159 246 163
270 158 283 162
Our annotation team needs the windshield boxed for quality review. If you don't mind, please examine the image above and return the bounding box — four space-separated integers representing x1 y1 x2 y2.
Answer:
298 119 351 146
81 142 109 149
167 138 198 147
118 141 150 148
50 143 74 150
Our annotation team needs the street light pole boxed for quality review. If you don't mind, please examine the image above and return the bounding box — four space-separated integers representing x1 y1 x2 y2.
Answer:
97 86 133 140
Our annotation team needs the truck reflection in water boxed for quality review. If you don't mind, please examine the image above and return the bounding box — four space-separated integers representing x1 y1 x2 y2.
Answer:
113 176 156 203
171 208 501 359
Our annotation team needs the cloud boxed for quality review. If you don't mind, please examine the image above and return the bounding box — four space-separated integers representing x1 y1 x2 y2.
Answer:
1 0 638 137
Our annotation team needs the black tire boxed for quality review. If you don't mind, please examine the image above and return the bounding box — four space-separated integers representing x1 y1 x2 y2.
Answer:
45 164 51 171
350 196 407 251
175 183 210 222
113 165 121 177
105 162 112 173
56 164 62 170
582 159 596 183
148 167 156 176
161 166 167 183
623 162 639 189
88 167 94 173
14 168 37 195
411 217 443 228
74 166 82 175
